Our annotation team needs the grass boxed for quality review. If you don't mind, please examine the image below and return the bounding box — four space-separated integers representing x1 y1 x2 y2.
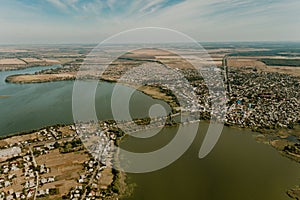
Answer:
260 58 300 67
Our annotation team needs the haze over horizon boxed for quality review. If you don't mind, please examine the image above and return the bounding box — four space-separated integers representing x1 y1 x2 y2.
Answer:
0 0 300 44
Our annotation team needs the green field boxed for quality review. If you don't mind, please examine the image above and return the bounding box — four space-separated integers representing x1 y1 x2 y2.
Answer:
260 58 300 67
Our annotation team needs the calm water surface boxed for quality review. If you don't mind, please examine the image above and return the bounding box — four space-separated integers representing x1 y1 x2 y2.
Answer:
0 65 170 135
121 124 300 200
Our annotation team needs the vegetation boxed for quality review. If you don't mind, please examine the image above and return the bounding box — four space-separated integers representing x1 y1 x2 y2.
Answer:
59 139 83 153
133 117 151 125
109 168 122 194
260 58 300 67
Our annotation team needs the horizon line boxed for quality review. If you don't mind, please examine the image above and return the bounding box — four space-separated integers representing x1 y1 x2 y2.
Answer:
0 40 300 46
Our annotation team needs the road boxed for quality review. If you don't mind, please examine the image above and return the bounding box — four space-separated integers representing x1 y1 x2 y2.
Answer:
29 147 39 200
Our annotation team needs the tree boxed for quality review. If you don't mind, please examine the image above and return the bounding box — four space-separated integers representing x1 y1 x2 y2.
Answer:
53 142 60 148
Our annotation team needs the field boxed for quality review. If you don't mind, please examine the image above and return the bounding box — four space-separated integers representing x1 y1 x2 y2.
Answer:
227 57 300 77
260 58 300 67
0 58 26 65
36 149 89 197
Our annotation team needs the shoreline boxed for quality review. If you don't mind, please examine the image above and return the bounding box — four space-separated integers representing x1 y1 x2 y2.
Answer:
0 113 300 199
5 73 177 112
1 117 298 159
3 66 300 156
3 70 300 159
1 118 299 197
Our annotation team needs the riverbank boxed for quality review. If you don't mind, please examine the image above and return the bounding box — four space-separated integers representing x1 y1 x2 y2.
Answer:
3 63 300 146
5 64 300 153
5 72 178 113
5 73 76 83
6 60 300 129
1 113 300 199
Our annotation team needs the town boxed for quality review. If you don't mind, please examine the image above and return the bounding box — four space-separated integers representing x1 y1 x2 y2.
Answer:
0 122 127 200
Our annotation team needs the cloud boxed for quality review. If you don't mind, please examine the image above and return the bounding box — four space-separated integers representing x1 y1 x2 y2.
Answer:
139 0 165 13
46 0 68 11
0 0 299 44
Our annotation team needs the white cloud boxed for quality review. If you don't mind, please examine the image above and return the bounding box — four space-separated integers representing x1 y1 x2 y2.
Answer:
139 0 165 13
0 0 299 44
46 0 68 11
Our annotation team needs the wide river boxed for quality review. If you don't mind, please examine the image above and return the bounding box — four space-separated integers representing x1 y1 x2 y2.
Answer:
1 65 300 200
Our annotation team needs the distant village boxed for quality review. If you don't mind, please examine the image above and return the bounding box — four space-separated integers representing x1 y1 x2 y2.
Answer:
106 60 299 130
226 67 299 129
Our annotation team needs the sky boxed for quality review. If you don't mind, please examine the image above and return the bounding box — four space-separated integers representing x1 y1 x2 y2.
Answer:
0 0 299 44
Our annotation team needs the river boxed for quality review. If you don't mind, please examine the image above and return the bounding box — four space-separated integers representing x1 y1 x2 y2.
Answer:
0 65 170 136
0 65 300 199
121 123 300 200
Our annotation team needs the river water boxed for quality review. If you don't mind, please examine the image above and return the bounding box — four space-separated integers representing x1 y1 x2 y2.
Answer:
121 124 300 200
0 66 300 199
0 65 170 136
